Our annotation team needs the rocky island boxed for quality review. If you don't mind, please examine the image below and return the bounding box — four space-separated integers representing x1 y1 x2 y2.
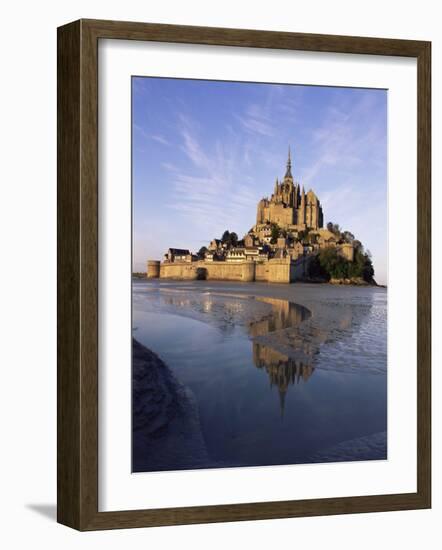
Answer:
147 149 375 285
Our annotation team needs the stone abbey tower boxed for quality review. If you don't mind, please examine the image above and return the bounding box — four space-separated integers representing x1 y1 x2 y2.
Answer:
256 148 323 231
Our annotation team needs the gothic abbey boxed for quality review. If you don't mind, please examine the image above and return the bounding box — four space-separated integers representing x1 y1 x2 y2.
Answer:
256 149 323 231
244 148 325 252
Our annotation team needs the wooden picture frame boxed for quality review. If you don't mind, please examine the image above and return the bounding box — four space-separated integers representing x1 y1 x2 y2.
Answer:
57 18 431 530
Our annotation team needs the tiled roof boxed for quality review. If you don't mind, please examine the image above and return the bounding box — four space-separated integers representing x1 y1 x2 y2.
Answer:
168 248 190 255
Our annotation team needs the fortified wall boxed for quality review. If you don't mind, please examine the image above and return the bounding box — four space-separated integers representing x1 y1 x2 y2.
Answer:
152 258 295 284
147 245 353 285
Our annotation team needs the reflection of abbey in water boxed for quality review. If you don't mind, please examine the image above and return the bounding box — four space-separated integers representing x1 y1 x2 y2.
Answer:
253 343 314 416
149 290 368 414
160 291 315 415
248 297 314 416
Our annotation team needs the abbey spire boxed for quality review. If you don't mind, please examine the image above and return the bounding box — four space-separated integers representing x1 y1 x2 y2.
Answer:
284 146 293 179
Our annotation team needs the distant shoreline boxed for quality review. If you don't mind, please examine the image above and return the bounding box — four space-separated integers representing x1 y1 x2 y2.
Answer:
132 273 386 288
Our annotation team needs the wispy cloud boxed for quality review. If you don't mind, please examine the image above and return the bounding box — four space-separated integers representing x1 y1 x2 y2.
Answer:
237 111 275 137
237 88 279 136
237 85 302 139
150 134 170 146
134 124 170 147
161 161 177 171
167 114 258 236
180 128 210 169
300 93 386 187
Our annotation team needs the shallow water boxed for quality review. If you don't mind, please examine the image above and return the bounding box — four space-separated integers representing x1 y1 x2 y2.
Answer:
132 280 387 471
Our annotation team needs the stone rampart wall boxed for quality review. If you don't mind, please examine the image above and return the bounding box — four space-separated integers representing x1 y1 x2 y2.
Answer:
160 262 199 280
157 259 292 283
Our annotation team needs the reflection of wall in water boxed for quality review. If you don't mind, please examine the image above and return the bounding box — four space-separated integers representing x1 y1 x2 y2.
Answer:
253 342 314 416
248 298 310 337
162 294 247 320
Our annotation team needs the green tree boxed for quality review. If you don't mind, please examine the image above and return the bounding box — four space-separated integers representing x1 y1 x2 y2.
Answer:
326 222 341 236
197 246 208 259
352 240 363 253
310 245 375 283
221 230 230 244
228 232 238 247
341 230 355 244
270 223 280 244
317 248 350 279
348 248 375 282
308 255 329 280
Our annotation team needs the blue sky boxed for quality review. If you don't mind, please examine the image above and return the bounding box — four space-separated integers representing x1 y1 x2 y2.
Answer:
132 77 387 285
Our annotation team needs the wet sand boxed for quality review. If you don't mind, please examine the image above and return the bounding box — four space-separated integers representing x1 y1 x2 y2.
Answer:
132 338 209 472
132 280 387 470
137 280 387 375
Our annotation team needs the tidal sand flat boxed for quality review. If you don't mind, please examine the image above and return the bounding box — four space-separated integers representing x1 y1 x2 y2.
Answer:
132 279 387 472
132 338 209 472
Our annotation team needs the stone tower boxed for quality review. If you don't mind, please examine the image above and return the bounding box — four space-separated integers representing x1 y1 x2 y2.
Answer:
255 147 323 231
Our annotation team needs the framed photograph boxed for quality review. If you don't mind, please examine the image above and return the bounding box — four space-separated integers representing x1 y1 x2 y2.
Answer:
57 19 431 530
